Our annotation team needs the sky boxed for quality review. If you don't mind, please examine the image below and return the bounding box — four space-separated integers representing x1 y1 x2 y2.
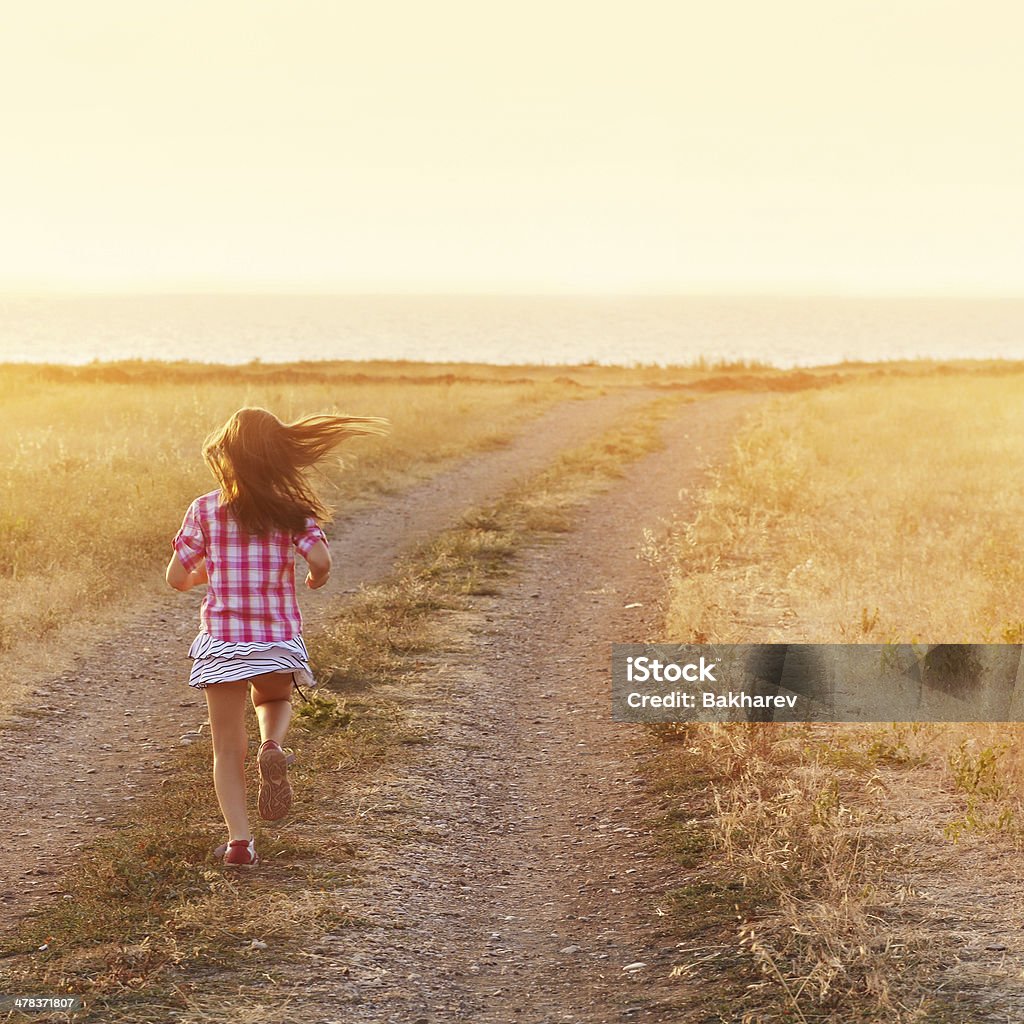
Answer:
1 1 1022 294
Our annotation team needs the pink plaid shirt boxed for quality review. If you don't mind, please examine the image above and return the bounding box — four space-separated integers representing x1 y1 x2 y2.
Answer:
172 490 328 642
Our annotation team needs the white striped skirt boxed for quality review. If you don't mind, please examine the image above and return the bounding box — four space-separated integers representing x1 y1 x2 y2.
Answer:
187 632 316 690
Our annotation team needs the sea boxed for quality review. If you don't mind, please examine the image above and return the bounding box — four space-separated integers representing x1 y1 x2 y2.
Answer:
2 293 1023 368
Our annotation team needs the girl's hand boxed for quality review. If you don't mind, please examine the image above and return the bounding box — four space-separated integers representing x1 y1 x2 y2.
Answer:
306 571 329 590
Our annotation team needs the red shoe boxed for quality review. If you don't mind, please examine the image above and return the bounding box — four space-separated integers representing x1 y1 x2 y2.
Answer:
257 740 293 821
223 838 259 867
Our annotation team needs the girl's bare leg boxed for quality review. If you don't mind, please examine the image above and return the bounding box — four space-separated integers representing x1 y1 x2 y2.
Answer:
204 679 251 841
250 672 294 746
250 673 295 820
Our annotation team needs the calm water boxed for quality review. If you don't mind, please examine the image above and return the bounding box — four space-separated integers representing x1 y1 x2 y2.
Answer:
2 294 1024 368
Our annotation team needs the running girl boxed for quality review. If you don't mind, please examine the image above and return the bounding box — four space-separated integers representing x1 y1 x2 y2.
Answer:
166 406 388 867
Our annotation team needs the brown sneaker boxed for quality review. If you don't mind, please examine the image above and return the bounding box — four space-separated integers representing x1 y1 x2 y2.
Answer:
257 740 293 821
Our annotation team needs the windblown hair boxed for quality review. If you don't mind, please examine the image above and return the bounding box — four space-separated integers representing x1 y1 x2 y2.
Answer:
202 407 389 534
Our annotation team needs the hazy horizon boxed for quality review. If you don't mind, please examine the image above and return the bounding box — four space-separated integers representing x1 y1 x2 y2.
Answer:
5 293 1024 368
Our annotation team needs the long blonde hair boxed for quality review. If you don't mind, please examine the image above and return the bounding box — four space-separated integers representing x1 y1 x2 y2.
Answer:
203 407 388 534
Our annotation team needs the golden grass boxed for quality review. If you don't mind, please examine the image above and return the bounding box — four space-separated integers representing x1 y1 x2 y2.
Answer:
666 373 1024 645
5 356 1012 715
0 394 681 1021
655 726 925 1020
0 362 582 714
657 370 1024 1020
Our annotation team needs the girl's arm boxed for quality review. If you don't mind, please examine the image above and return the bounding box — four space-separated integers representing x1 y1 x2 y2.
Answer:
166 553 208 591
303 539 332 589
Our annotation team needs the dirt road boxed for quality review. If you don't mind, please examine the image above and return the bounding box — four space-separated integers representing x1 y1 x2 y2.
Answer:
254 394 758 1023
0 387 663 920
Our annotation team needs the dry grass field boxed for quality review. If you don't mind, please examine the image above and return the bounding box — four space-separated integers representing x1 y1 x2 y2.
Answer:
0 361 581 711
667 372 1024 646
0 352 810 711
661 369 1024 1019
9 358 1024 1020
